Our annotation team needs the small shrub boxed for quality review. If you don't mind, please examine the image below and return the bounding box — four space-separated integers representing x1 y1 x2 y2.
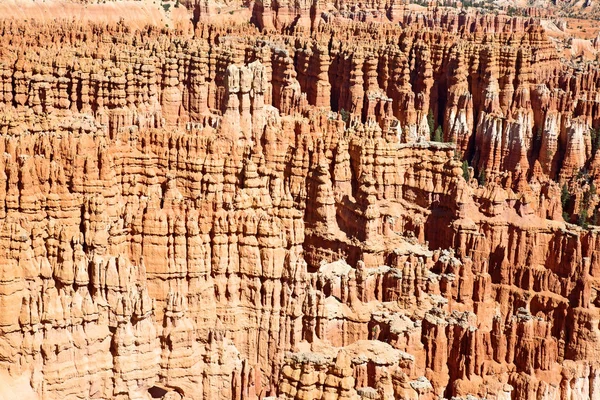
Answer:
339 109 350 123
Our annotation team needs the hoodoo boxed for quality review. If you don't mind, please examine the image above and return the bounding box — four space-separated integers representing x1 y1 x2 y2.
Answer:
1 0 600 399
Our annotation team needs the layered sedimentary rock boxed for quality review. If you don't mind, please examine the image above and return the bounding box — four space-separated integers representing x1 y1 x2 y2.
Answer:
1 4 600 400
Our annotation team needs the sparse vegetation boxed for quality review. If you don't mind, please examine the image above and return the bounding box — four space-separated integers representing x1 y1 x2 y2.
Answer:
578 209 589 228
591 127 600 156
561 184 571 210
462 160 470 182
427 110 435 138
339 108 350 124
561 184 571 222
506 6 518 16
577 168 591 182
432 126 443 142
577 181 597 228
478 169 486 186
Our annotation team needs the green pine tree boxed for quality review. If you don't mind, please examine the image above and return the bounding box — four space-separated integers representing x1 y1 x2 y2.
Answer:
478 169 487 186
461 160 470 182
584 189 592 209
591 128 600 156
433 126 443 142
561 184 570 210
578 209 589 228
427 110 435 137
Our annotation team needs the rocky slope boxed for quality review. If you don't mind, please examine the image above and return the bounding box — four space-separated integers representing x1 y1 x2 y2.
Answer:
0 4 600 400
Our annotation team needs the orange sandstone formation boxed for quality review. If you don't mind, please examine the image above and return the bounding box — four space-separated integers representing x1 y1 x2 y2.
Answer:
0 4 599 400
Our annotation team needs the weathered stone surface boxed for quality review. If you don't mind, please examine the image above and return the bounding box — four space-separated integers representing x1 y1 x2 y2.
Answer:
0 3 600 400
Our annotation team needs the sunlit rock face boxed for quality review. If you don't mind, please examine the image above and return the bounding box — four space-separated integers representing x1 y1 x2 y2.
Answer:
1 5 600 400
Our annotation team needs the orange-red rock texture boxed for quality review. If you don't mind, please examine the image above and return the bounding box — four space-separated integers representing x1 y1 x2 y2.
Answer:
1 5 600 400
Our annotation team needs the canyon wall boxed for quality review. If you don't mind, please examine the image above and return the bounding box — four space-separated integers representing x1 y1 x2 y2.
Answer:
0 6 600 400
